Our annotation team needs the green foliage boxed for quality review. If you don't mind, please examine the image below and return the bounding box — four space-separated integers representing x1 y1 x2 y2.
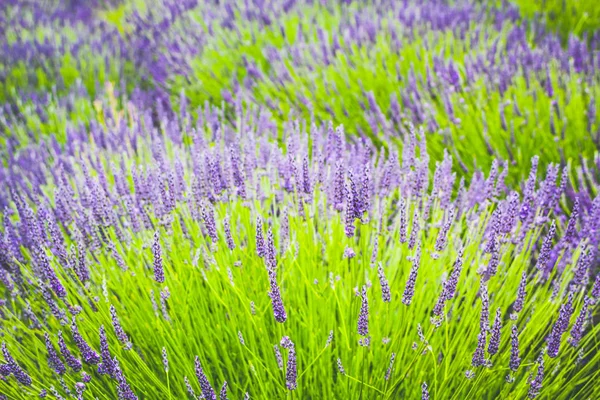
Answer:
513 0 600 40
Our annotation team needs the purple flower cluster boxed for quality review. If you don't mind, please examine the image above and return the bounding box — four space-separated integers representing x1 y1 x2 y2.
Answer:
547 294 574 358
280 336 297 391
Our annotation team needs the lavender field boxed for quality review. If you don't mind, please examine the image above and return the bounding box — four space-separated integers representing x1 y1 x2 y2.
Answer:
1 0 599 399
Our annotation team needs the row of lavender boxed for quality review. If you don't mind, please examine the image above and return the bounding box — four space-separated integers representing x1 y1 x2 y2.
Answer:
2 0 600 177
0 98 599 398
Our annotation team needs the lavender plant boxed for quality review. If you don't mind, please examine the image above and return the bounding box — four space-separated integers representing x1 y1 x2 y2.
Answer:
0 100 598 399
1 0 600 399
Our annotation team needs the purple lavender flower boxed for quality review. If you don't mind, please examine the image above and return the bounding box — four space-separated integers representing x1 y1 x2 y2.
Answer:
527 357 545 398
75 382 86 398
81 372 91 383
265 227 278 272
434 207 455 252
219 381 228 400
536 221 556 273
40 282 66 322
184 376 197 399
162 347 169 373
385 353 396 380
572 247 591 287
408 208 420 250
509 325 521 372
114 357 138 400
302 155 312 196
195 356 216 400
274 345 283 370
75 241 90 283
70 318 100 365
399 197 407 243
230 146 247 198
569 296 591 347
333 162 346 212
97 326 115 376
513 271 527 314
160 287 171 322
110 305 132 350
519 156 539 221
280 336 297 391
44 332 66 375
433 249 465 318
357 286 369 336
337 358 346 375
422 382 430 400
344 181 356 238
1 342 32 386
479 282 490 332
152 231 165 283
267 269 287 323
224 216 236 250
377 263 391 302
371 235 379 266
256 217 265 258
402 244 421 306
485 235 500 279
471 330 487 367
325 330 334 347
343 246 356 259
58 331 82 372
564 199 579 245
201 203 218 243
547 294 574 358
488 308 502 356
0 364 11 378
592 274 600 299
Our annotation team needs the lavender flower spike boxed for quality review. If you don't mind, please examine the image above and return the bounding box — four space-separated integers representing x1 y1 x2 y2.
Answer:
547 294 574 358
220 381 228 400
114 357 138 400
110 305 132 350
592 273 600 299
224 216 236 250
471 331 487 367
527 357 545 398
280 336 297 391
57 331 82 372
378 263 391 303
422 382 430 400
1 342 32 386
402 244 421 306
488 308 502 356
256 217 265 258
195 356 217 400
535 221 556 274
70 318 100 365
267 268 287 323
97 325 115 377
569 296 591 347
44 333 66 376
184 376 197 399
509 325 521 372
385 353 396 380
153 231 165 283
513 271 527 314
337 358 346 375
357 286 369 336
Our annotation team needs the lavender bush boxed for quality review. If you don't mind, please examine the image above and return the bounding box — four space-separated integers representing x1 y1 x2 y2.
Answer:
0 0 599 399
0 99 598 398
